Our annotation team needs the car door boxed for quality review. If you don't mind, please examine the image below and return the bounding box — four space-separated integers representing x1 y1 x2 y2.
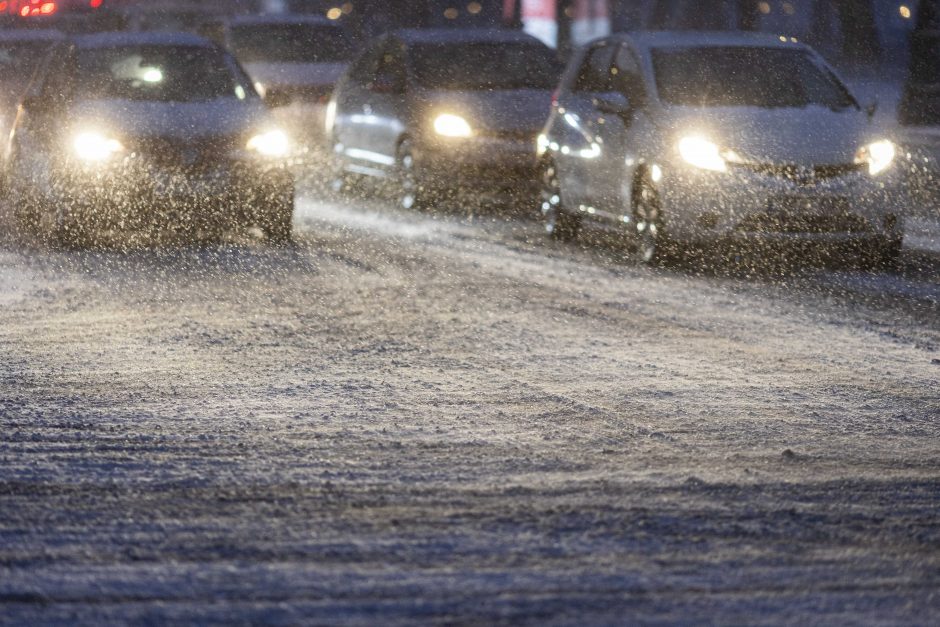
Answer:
589 43 654 220
333 39 382 169
361 39 408 170
554 40 617 214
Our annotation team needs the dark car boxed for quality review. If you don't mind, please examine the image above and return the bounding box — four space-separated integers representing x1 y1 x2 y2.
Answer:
5 31 295 245
224 14 355 157
327 28 562 209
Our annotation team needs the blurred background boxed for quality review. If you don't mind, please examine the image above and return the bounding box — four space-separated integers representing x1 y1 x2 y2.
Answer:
1 0 934 74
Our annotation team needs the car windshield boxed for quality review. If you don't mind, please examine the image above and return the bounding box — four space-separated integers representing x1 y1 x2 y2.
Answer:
652 46 857 110
410 42 561 90
229 24 353 63
72 45 252 103
0 41 52 84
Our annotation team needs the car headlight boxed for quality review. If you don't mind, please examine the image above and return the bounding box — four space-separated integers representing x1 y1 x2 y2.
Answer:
247 129 289 157
856 139 895 176
678 136 727 172
434 113 472 138
73 131 124 162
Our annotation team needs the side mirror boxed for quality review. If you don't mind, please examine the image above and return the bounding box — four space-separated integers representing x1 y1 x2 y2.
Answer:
595 92 632 118
264 90 293 109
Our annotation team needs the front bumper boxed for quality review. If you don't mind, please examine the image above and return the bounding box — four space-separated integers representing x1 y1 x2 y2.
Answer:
657 161 904 247
417 133 539 190
46 157 293 231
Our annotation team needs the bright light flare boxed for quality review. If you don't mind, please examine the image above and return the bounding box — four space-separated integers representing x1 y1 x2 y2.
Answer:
678 136 727 172
433 113 472 138
73 131 124 162
247 129 289 157
142 68 163 83
857 139 896 176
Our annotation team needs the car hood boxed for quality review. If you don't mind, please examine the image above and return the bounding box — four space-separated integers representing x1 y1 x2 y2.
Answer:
658 105 877 165
243 62 347 89
69 98 271 139
423 89 554 134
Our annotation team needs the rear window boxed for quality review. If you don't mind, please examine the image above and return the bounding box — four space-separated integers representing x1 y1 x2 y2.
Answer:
71 45 253 103
410 42 561 91
228 24 353 64
652 46 857 110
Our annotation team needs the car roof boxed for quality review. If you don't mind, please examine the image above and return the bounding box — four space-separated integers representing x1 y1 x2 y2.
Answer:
227 14 337 28
71 31 216 49
615 30 808 52
393 28 549 47
0 28 64 42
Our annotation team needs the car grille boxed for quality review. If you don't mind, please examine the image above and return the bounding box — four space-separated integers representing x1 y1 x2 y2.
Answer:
478 129 538 143
267 84 333 104
737 211 873 234
130 135 242 172
731 161 865 185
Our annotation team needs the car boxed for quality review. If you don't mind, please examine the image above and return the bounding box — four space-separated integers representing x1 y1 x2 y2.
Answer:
224 14 355 159
538 32 905 266
898 27 940 214
5 31 295 245
0 28 62 164
327 28 562 209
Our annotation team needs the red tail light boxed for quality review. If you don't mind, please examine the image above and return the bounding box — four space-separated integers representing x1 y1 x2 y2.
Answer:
551 88 560 107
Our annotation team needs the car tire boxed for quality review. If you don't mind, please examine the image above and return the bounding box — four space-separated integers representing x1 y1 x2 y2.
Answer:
395 139 432 211
540 159 580 241
264 187 295 244
860 238 902 272
631 174 669 265
328 153 361 198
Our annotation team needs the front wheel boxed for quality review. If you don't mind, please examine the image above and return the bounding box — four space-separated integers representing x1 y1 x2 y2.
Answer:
540 160 580 241
263 187 295 244
394 139 433 211
631 176 669 265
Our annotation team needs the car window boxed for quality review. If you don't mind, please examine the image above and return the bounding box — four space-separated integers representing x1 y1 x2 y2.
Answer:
908 33 940 85
652 46 858 110
346 40 383 86
228 24 353 64
409 41 561 91
573 43 616 93
65 45 254 103
0 41 55 85
372 42 406 91
611 44 645 100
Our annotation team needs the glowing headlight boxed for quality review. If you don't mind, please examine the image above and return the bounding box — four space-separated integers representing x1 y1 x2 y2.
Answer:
247 130 289 157
73 132 124 162
856 139 896 176
433 113 472 138
678 136 727 172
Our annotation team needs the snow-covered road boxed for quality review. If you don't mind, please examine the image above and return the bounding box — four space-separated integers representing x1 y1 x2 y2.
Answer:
1 190 938 624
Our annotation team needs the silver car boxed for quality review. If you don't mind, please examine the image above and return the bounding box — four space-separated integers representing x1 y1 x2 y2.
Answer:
539 32 904 266
327 29 561 209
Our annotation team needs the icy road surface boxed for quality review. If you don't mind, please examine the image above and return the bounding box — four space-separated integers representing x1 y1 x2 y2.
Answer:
1 188 939 624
